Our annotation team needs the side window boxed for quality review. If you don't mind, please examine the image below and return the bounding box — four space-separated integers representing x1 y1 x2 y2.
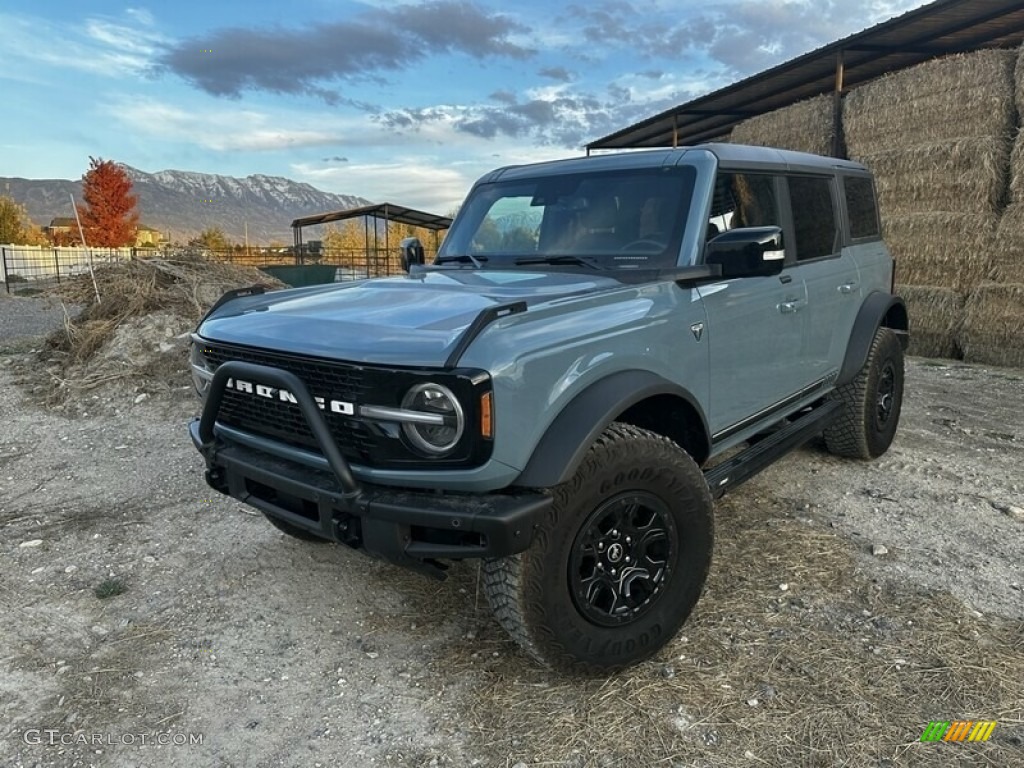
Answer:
844 176 880 240
788 176 839 261
710 173 781 240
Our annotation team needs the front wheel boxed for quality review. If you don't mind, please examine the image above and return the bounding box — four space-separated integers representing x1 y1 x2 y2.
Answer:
483 423 714 673
824 326 904 459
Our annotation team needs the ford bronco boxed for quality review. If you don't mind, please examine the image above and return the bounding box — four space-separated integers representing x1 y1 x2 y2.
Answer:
189 144 908 672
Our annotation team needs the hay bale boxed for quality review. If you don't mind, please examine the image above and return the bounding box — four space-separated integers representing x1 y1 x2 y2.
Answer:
993 202 1024 282
961 282 1024 368
730 94 834 156
857 137 1010 216
1017 42 1024 114
896 285 964 359
844 49 1016 155
883 213 997 292
1010 129 1024 203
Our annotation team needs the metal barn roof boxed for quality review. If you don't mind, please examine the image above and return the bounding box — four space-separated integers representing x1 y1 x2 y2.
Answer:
587 0 1024 152
291 203 452 232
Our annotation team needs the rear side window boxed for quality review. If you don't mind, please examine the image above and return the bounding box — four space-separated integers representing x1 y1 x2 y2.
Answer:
844 176 880 240
788 176 838 262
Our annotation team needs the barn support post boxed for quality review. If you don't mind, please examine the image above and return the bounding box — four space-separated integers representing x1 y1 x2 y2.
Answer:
832 49 846 159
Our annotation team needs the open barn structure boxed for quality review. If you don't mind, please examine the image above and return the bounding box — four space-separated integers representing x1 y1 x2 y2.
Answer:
291 202 452 279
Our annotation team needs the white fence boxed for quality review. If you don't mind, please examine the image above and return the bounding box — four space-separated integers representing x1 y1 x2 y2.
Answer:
1 245 133 290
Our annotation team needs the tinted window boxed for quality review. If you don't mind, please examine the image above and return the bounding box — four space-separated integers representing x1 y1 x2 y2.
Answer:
710 173 781 238
844 175 880 239
438 166 697 269
788 176 838 261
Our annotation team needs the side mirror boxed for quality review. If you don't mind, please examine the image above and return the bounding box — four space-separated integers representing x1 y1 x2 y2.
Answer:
400 237 425 272
705 226 785 278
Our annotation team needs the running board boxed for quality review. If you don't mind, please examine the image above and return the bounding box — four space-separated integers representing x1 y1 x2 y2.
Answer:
703 400 843 499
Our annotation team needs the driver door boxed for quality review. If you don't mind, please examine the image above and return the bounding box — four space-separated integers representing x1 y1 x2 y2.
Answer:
698 172 809 439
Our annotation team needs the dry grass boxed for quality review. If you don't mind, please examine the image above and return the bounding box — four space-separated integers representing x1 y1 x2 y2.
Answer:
35 251 284 403
856 137 1010 216
844 49 1017 156
897 285 965 359
730 94 835 156
883 213 997 292
961 282 1024 368
449 495 1024 766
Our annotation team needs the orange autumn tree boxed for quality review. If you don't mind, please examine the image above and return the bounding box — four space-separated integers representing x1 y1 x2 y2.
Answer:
77 157 139 246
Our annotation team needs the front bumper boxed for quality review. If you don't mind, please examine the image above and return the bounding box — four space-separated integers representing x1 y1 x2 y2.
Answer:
191 361 550 577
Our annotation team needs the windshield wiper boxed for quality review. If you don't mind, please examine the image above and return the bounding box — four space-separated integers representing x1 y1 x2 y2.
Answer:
514 255 603 269
435 254 487 268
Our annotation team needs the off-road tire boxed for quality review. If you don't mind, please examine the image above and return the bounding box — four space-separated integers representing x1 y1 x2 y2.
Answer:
483 423 714 673
824 327 904 459
263 512 329 542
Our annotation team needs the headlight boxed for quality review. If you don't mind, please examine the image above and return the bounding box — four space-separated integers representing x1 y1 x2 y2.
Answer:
400 383 464 455
190 340 214 400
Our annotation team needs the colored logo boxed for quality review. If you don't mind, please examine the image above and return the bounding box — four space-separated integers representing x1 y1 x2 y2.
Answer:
920 721 996 742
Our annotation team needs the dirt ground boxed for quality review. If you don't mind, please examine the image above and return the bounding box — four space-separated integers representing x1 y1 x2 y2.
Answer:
1 304 1023 767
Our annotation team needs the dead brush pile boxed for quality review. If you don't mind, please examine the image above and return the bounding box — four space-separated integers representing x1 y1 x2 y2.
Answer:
33 251 284 407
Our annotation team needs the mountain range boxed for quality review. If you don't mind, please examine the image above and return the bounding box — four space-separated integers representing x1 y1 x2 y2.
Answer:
0 166 371 244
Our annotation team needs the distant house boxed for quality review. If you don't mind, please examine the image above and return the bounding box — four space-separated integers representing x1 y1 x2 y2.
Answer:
46 217 78 241
135 225 167 247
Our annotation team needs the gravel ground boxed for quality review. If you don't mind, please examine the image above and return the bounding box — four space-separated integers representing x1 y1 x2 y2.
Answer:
0 292 80 348
1 302 1022 767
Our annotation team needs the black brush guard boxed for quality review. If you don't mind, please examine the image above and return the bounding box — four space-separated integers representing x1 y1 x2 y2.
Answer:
191 361 550 578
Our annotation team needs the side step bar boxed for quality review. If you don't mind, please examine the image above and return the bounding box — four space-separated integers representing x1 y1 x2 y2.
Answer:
704 400 843 500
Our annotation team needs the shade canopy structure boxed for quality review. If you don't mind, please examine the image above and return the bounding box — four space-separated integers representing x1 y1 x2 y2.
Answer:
291 202 453 233
587 0 1024 155
291 202 452 263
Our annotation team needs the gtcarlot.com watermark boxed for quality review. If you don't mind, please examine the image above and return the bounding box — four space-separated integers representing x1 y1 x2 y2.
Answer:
24 729 204 747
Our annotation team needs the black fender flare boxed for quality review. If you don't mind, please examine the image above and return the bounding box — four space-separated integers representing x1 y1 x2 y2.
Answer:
514 370 710 488
836 292 909 387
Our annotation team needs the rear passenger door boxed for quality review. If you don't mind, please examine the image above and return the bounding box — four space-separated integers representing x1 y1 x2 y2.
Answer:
698 172 810 438
784 175 862 382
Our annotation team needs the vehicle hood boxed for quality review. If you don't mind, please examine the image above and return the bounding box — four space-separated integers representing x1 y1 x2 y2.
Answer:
197 269 625 366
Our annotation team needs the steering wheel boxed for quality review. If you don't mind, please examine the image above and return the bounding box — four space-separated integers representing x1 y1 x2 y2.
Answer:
620 238 665 252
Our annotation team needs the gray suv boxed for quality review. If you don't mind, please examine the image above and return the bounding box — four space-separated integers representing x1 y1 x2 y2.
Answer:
189 144 908 672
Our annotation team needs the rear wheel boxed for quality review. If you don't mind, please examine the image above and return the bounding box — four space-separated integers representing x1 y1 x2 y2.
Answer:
483 423 714 673
825 327 904 459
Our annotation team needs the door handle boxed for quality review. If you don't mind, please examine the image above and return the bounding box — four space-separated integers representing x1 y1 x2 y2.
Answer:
837 282 857 294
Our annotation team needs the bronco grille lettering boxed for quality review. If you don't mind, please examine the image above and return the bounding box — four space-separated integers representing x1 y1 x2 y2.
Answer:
225 377 355 415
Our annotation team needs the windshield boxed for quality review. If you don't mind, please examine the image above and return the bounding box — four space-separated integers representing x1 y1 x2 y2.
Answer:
437 165 697 270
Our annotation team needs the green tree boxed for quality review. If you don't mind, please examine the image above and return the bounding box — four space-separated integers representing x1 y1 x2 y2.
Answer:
189 227 230 250
0 195 38 244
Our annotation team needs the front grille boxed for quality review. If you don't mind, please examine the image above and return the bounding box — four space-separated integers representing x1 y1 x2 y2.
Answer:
202 342 492 470
204 345 378 463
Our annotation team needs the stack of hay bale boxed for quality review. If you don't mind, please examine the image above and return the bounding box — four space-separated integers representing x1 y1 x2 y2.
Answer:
843 49 1017 359
963 44 1024 368
730 94 835 156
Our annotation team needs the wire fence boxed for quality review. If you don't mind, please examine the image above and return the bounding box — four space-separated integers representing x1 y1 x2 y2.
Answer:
0 246 133 294
1 244 441 294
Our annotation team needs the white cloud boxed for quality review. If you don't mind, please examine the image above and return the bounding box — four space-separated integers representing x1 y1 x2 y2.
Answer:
108 98 358 151
125 7 156 26
0 11 165 78
292 159 472 213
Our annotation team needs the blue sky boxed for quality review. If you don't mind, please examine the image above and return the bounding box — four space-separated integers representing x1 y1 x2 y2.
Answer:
1 0 930 213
